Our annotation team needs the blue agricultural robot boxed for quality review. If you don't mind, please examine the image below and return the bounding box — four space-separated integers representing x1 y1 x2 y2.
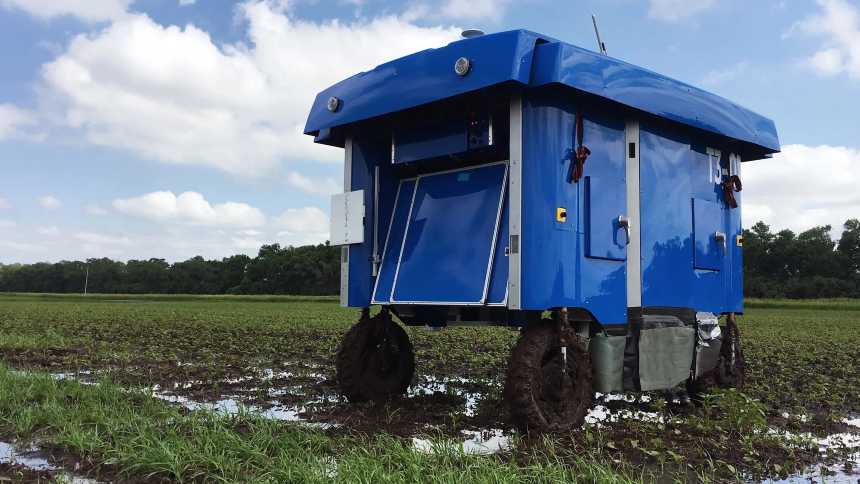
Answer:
304 30 778 432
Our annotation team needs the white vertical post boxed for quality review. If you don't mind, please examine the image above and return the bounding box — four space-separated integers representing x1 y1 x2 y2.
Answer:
625 120 642 309
340 137 353 307
508 95 523 310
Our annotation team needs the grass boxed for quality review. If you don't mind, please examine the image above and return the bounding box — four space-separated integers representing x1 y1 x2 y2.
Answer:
0 365 644 483
0 293 857 482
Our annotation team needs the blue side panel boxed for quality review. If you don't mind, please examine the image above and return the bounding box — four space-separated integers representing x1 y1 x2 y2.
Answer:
372 179 416 304
639 124 724 313
345 139 380 307
693 199 724 271
486 193 509 304
584 116 627 261
520 89 626 324
392 163 507 303
305 30 547 135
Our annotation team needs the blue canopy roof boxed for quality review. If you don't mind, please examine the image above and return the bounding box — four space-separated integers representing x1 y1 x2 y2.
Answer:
304 29 779 155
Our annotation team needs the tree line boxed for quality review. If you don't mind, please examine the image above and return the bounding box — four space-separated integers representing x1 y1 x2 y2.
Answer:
744 219 860 298
0 243 340 295
1 219 859 298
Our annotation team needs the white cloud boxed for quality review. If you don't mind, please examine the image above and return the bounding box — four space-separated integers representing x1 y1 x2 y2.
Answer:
74 231 131 245
178 0 196 5
405 0 511 22
231 236 264 250
648 0 716 22
743 144 860 235
274 206 329 245
0 240 44 253
0 219 16 228
0 0 132 22
113 191 267 228
0 197 10 210
286 171 340 196
39 3 460 176
38 195 62 210
85 204 109 215
440 0 510 22
0 104 37 140
37 226 61 236
701 61 751 87
795 0 860 79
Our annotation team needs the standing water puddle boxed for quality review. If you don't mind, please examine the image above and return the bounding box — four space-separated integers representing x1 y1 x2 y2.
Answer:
148 366 337 427
26 369 860 481
412 429 510 455
0 441 100 483
764 416 860 483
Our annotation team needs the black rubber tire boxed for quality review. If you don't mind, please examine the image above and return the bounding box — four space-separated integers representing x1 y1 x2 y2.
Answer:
714 319 745 390
504 320 593 433
335 312 415 403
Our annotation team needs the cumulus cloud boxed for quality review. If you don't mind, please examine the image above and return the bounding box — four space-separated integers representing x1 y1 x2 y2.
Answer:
0 104 37 140
85 204 109 216
743 144 860 235
38 195 62 210
0 240 44 253
648 0 716 22
795 0 860 79
274 206 329 245
0 219 16 229
0 0 132 22
286 171 340 196
701 61 751 87
74 231 131 245
113 191 267 228
39 2 460 175
37 226 61 236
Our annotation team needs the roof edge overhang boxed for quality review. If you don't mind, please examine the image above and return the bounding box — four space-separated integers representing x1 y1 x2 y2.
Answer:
304 30 550 139
303 29 780 156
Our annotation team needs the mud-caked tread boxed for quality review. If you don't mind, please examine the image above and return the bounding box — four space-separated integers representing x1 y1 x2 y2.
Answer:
336 313 415 403
688 320 746 403
504 320 593 433
714 319 745 390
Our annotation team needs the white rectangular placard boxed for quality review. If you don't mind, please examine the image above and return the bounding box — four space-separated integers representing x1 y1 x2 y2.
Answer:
330 190 365 245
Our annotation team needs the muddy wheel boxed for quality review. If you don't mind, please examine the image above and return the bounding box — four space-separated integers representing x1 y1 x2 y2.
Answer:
714 316 745 389
504 320 593 432
336 311 415 403
688 315 745 402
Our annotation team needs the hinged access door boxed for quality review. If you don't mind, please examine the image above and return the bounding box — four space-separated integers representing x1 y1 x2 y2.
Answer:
372 162 508 305
693 198 725 271
585 116 629 261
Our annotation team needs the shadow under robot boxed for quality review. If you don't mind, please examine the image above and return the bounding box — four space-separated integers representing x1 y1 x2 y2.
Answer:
304 29 779 432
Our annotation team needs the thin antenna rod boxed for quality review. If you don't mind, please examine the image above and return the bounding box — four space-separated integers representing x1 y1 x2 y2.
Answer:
592 15 607 55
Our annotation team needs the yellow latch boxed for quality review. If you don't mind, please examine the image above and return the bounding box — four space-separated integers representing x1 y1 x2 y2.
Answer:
556 207 567 223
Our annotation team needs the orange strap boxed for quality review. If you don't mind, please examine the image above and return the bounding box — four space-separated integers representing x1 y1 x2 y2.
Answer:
723 174 742 209
569 112 591 184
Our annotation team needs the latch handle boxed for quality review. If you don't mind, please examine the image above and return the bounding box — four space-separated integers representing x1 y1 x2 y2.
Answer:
617 215 630 245
715 231 727 254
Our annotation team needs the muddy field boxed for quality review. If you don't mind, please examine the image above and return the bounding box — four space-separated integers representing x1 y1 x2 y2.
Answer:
0 294 858 482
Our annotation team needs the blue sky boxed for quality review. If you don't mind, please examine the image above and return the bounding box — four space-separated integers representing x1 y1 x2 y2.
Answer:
0 0 858 263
